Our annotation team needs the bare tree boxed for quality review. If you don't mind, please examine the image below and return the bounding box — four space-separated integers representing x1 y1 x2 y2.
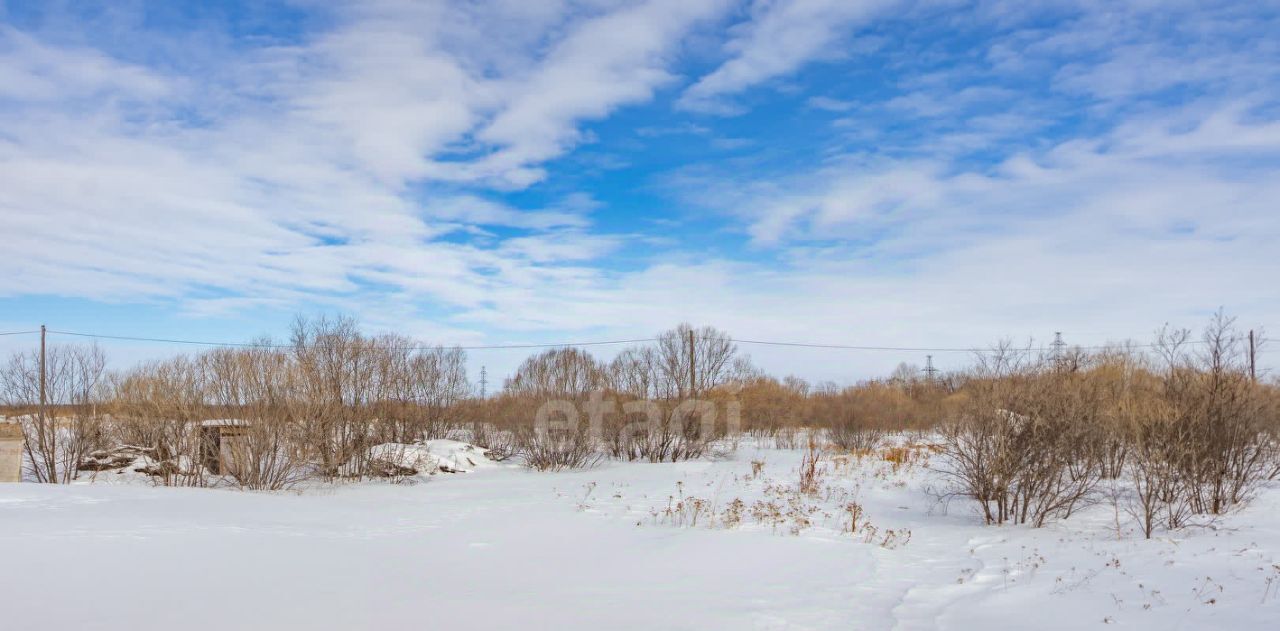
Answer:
607 346 663 399
108 356 208 486
201 345 308 490
505 347 605 398
1 343 107 483
290 315 379 479
373 335 469 442
656 323 745 398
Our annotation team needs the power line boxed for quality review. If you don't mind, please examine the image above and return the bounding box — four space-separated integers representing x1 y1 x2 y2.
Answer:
48 330 291 348
735 339 995 352
15 327 1277 354
459 339 655 350
44 329 655 351
732 337 1249 353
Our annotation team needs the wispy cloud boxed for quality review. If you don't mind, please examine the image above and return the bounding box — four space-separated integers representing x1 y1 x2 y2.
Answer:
1 0 1278 382
679 0 898 112
0 0 731 321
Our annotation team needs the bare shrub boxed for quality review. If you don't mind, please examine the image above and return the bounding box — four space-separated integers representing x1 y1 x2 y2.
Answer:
500 349 608 470
827 420 886 453
289 316 382 479
939 314 1279 534
0 343 108 483
654 398 721 462
813 388 890 453
96 315 474 485
371 336 469 443
735 376 807 440
517 421 601 472
771 425 800 449
459 396 521 460
1116 315 1278 535
601 396 661 461
1123 391 1193 538
938 348 1105 527
1173 314 1275 513
107 356 208 486
200 347 308 490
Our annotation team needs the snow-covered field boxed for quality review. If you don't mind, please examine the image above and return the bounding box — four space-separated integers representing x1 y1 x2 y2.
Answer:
2 439 1278 630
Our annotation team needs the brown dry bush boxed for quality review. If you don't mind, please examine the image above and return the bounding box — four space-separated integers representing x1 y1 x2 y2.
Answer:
75 315 476 486
518 425 601 471
0 343 108 483
472 393 559 464
735 376 808 440
938 348 1108 527
288 316 382 479
938 315 1280 534
107 356 210 486
4 311 1273 504
502 348 606 469
283 317 471 480
199 347 309 490
594 392 730 462
455 397 518 461
1121 385 1192 538
503 326 753 467
811 385 908 453
658 397 727 461
797 434 823 494
368 335 469 443
517 398 602 471
1137 316 1277 519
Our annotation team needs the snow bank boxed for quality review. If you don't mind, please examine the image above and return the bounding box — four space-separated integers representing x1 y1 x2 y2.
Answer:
2 437 1278 629
368 439 496 476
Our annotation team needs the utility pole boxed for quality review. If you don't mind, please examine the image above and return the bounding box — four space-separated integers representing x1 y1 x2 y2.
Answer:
688 329 696 398
1248 330 1257 384
922 355 939 383
39 325 47 423
479 365 488 399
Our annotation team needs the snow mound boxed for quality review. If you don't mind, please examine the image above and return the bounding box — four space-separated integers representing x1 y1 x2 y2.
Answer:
368 440 495 476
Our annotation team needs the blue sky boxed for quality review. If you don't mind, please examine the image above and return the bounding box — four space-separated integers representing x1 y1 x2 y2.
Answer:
1 0 1278 382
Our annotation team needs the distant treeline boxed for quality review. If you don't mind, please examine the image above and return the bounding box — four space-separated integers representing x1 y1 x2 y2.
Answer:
2 313 1277 539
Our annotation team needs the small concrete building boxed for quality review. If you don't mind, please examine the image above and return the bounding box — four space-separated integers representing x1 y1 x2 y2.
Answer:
0 419 23 483
199 419 250 475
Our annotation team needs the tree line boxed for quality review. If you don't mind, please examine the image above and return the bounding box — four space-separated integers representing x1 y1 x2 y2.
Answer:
1 312 1277 540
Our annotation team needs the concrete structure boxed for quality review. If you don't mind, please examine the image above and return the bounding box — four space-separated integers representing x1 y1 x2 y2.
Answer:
0 420 23 483
200 419 250 475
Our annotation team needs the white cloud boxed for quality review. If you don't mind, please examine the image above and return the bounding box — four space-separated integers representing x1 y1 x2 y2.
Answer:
2 0 1278 384
0 26 170 101
424 195 591 231
634 104 1280 378
679 0 897 112
474 0 732 182
806 95 857 112
0 0 729 320
688 105 1280 246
